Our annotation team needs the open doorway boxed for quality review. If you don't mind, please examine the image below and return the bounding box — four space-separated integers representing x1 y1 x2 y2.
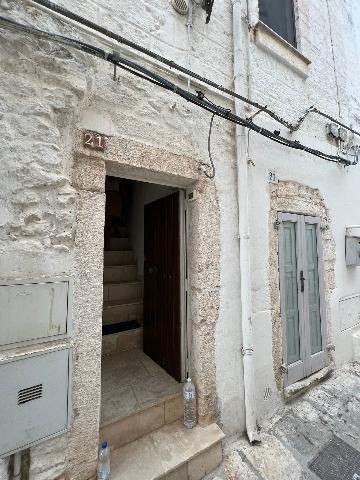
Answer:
100 176 186 426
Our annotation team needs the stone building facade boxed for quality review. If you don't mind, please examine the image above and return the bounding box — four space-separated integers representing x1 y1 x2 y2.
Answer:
0 0 359 479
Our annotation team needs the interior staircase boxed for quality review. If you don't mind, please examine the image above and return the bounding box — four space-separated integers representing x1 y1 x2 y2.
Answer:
102 237 143 356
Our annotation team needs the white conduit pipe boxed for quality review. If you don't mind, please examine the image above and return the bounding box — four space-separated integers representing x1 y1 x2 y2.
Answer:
13 452 21 480
232 0 260 443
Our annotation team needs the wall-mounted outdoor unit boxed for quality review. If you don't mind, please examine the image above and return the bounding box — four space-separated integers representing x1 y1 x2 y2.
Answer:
0 278 72 349
0 347 71 457
345 226 360 266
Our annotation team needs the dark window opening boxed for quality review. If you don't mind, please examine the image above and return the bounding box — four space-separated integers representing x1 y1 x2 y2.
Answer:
259 0 297 47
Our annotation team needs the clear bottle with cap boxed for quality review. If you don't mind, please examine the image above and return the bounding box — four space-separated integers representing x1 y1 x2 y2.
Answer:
97 441 111 480
183 377 197 428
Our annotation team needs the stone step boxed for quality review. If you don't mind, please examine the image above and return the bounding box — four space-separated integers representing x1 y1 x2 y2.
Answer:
100 391 183 450
104 250 134 266
102 328 143 356
103 299 143 326
103 265 138 283
103 281 143 304
109 238 129 250
104 420 224 480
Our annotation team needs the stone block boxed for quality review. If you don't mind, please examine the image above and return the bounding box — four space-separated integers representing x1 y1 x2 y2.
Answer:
72 157 105 193
99 403 165 450
188 443 223 480
165 395 183 424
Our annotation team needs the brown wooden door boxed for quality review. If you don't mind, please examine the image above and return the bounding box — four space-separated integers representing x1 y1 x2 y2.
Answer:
143 192 181 381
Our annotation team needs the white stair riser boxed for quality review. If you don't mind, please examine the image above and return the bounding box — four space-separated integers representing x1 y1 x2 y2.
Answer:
103 302 143 325
99 395 183 450
102 421 224 480
109 238 129 250
102 329 143 356
103 283 143 303
104 265 138 283
104 251 134 266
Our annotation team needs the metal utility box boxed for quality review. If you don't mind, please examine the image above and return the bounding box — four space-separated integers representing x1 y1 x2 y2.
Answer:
0 278 72 348
346 226 360 266
0 348 70 457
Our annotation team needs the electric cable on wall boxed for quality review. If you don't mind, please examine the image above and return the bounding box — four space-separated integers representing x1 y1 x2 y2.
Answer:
0 15 358 172
26 0 360 139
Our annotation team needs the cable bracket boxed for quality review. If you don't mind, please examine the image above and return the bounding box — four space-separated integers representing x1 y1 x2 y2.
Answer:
247 105 267 121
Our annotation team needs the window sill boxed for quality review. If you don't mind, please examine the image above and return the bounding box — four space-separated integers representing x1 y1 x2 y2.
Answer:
284 365 333 401
254 21 311 79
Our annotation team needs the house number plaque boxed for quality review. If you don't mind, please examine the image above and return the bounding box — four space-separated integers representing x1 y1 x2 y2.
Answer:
83 131 106 151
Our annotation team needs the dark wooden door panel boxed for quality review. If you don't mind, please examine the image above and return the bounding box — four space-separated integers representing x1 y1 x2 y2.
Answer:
143 192 181 381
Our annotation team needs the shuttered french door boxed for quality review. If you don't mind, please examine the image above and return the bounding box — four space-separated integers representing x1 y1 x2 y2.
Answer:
278 213 327 387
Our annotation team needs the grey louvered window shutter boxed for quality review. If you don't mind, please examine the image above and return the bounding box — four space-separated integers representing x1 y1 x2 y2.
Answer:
278 213 327 387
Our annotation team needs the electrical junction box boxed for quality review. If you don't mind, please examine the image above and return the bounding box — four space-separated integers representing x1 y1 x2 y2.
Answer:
345 226 360 266
0 348 71 457
0 278 72 349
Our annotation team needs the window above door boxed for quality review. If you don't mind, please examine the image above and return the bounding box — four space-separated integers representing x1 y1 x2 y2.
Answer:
259 0 297 47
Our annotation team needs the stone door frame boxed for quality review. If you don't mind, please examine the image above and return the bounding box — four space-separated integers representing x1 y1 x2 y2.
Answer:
68 132 220 478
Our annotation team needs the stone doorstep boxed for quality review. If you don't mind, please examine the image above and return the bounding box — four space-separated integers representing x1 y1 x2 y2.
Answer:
109 420 225 480
100 393 184 450
101 328 143 356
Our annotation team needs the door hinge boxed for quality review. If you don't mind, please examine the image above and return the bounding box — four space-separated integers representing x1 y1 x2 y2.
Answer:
280 364 288 374
274 219 281 229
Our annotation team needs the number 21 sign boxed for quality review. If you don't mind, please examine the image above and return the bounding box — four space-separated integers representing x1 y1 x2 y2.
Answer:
83 131 106 151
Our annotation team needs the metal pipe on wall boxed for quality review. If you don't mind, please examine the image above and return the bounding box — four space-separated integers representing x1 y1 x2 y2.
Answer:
232 0 260 443
13 452 21 480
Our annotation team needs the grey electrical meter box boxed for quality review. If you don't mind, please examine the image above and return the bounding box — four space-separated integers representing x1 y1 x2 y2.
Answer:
0 348 71 457
346 226 360 266
0 278 72 349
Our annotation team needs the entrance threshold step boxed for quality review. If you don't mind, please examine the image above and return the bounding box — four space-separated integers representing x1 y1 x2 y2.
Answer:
102 328 143 356
108 420 224 480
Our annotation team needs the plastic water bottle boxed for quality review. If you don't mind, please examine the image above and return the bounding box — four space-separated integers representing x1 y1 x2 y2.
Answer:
97 441 110 480
183 378 196 428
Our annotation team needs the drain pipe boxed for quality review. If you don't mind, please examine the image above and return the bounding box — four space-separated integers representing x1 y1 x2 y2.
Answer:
232 0 260 443
13 452 21 480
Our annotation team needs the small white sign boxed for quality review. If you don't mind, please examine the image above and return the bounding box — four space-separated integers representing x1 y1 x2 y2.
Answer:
268 170 279 183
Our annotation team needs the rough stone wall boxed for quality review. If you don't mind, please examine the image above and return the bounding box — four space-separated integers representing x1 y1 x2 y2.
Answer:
0 459 8 480
268 181 336 390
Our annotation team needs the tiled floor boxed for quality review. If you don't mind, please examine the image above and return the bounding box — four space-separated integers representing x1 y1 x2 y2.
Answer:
101 349 181 426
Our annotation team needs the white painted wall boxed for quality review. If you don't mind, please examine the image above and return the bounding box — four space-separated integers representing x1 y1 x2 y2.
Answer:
0 0 360 476
128 181 177 278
